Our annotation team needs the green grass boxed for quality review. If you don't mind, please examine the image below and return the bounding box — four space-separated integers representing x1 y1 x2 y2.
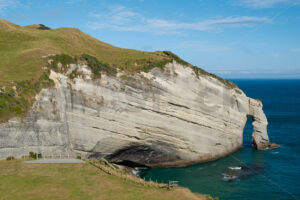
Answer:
0 19 237 123
0 19 171 85
120 75 137 82
0 72 54 123
81 54 117 78
162 51 189 66
0 19 171 122
192 66 237 89
0 160 208 200
0 19 237 88
49 54 76 70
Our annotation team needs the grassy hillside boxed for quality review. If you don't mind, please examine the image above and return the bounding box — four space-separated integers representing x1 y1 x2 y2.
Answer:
0 19 188 122
0 19 171 84
0 19 237 122
0 160 209 200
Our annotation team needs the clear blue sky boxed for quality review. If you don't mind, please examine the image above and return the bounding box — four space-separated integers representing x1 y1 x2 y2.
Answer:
1 0 300 79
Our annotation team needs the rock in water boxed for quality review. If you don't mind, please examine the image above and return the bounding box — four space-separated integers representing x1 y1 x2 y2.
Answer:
0 62 275 167
222 163 264 181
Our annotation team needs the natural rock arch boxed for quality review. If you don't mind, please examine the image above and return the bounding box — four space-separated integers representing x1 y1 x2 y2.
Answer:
0 64 279 167
247 98 270 149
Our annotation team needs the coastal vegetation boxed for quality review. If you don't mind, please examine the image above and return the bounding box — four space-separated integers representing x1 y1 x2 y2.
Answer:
0 19 237 85
81 53 117 77
49 54 76 71
0 159 211 200
192 66 237 89
0 19 169 84
0 18 237 123
0 72 54 123
0 19 188 122
37 24 51 30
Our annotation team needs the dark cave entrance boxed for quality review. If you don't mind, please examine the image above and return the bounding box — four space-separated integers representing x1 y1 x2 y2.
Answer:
243 115 254 148
114 160 148 168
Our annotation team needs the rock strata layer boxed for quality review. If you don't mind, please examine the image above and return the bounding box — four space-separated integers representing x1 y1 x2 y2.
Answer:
0 62 272 167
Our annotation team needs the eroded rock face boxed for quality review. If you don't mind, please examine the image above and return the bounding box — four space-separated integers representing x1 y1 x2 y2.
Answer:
248 98 270 149
0 62 272 167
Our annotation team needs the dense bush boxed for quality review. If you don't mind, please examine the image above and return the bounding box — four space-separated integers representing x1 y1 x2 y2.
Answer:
6 156 15 161
81 54 117 78
134 51 189 73
37 24 51 30
142 59 170 72
29 152 42 159
49 54 76 71
0 72 54 122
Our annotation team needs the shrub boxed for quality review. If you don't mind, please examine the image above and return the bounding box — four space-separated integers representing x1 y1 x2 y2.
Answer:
192 66 237 89
162 51 189 66
37 24 51 30
0 72 54 123
143 59 170 72
135 51 188 73
81 54 117 78
6 156 15 161
29 151 36 159
49 54 75 71
29 152 42 159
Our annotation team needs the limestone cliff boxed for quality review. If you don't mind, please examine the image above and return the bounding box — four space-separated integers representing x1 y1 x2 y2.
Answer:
0 61 273 167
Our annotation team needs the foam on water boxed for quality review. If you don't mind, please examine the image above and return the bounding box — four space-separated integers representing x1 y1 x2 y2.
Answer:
228 166 242 170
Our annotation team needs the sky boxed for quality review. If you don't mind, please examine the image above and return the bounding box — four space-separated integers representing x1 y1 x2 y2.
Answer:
1 0 300 79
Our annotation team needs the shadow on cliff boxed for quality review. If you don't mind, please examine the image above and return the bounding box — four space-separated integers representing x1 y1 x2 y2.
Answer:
243 116 254 148
88 142 181 168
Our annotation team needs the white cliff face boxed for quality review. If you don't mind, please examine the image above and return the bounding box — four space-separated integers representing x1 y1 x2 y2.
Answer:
0 62 271 167
248 98 270 149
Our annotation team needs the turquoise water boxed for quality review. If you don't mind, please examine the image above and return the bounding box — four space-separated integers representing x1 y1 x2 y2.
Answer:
140 80 300 200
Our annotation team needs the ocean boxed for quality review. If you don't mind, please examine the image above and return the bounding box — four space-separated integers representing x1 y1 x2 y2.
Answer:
140 79 300 200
